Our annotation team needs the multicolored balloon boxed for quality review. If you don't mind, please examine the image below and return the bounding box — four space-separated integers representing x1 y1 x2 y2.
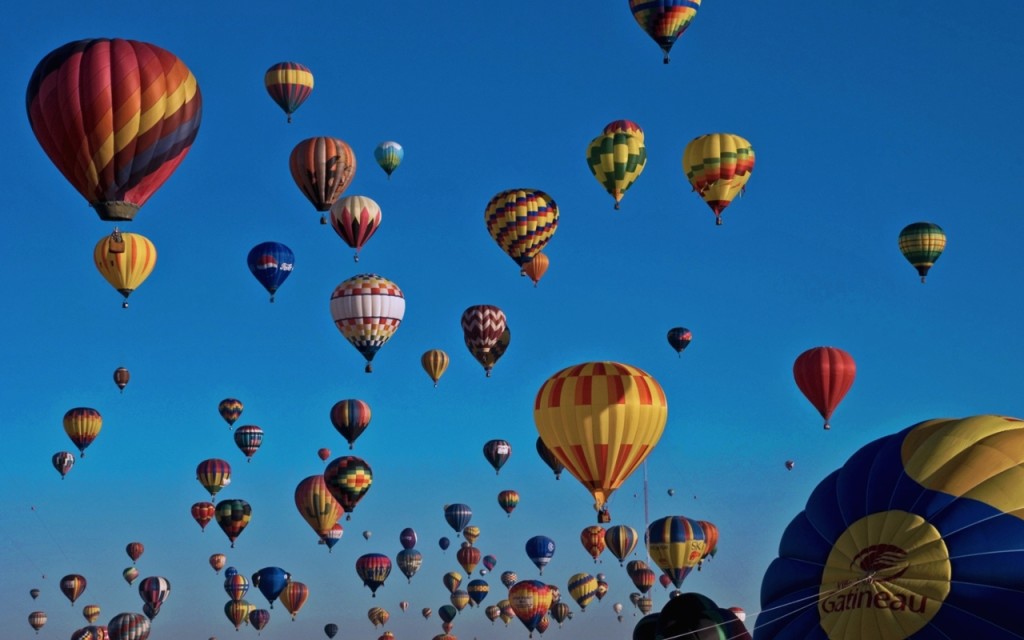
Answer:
94 231 157 308
580 525 606 562
290 137 356 222
113 367 130 392
568 572 598 610
295 475 344 538
331 195 382 262
356 553 392 597
192 502 215 531
508 580 553 637
462 305 507 377
28 611 47 632
606 524 639 564
107 612 150 640
682 133 755 225
667 327 692 356
646 516 707 588
397 548 423 582
264 62 313 123
247 242 294 302
233 425 264 461
374 141 403 179
629 0 702 63
60 574 87 605
279 581 308 620
329 274 405 372
214 499 252 547
218 399 243 428
125 542 144 564
27 38 202 221
224 572 249 602
792 346 856 430
898 221 946 283
123 567 139 586
330 399 372 449
484 188 559 268
63 408 101 457
248 608 270 632
52 451 75 479
497 489 520 516
138 577 170 614
324 456 373 517
196 459 232 500
209 553 226 573
586 124 646 209
224 600 254 631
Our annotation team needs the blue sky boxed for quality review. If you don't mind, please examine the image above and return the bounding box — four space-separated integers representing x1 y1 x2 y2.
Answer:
3 2 1023 638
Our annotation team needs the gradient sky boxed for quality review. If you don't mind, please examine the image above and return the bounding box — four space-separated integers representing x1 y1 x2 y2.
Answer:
3 2 1024 639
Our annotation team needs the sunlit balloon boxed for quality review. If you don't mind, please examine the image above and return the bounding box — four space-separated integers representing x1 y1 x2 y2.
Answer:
233 425 263 461
247 242 294 303
646 516 708 589
324 455 373 517
63 408 101 457
443 571 463 594
295 475 344 538
568 572 598 610
374 141 403 179
331 195 382 262
138 577 170 616
93 231 157 308
52 451 75 479
320 523 344 551
793 346 856 430
214 499 252 548
627 561 656 594
580 525 606 562
290 137 356 223
521 252 550 287
450 589 471 611
586 125 646 209
484 188 559 268
218 399 243 429
330 399 372 449
264 62 313 123
421 349 450 387
196 459 232 500
422 607 433 620
329 274 405 372
606 525 639 565
682 133 756 225
899 221 946 283
27 38 202 221
534 362 668 521
224 573 249 602
509 580 553 637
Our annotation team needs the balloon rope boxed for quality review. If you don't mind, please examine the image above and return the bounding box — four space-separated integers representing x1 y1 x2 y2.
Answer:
642 461 651 566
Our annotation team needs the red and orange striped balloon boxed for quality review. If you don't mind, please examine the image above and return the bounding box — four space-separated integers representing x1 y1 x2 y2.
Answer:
27 39 202 221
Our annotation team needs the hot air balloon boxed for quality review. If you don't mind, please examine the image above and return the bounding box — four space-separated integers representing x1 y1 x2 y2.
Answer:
646 516 707 589
233 425 264 461
422 607 433 620
27 38 202 221
125 542 144 563
399 600 410 612
483 554 497 573
525 536 556 574
682 133 756 225
196 459 232 500
659 574 672 590
252 567 290 608
113 367 130 392
421 349 450 387
438 604 457 624
485 188 559 270
581 525 607 562
248 608 270 632
279 581 308 619
324 456 373 517
215 499 251 547
52 451 75 479
368 606 390 627
320 523 344 550
568 573 598 610
60 574 86 605
521 252 550 287
374 141 403 179
501 571 518 589
123 567 139 586
356 553 392 596
629 0 702 63
192 502 215 531
400 527 418 549
30 588 40 600
497 489 520 516
224 600 254 631
264 62 313 123
550 601 571 626
462 525 480 544
28 611 47 632
462 305 507 377
486 604 501 623
534 362 668 521
290 137 356 223
397 548 423 582
467 326 511 375
107 612 150 640
793 346 856 430
295 475 344 538
209 553 226 573
444 504 473 534
606 525 639 565
596 579 609 600
247 242 294 302
628 562 656 594
224 573 249 602
63 408 101 457
536 437 564 479
667 327 692 356
329 274 405 372
586 125 646 209
899 221 946 283
483 439 512 474
443 571 463 594
638 592 751 640
785 460 795 471
439 537 451 552
93 231 157 308
758 414 1024 640
509 580 553 637
450 589 471 611
324 623 339 638
458 543 482 575
318 447 331 461
330 399 371 449
138 577 170 614
331 195 382 262
218 399 243 428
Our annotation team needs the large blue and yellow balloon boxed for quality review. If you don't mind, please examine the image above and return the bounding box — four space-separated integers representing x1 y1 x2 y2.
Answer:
757 415 1024 640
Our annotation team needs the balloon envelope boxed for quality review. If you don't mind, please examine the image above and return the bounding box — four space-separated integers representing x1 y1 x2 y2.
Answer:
247 242 294 302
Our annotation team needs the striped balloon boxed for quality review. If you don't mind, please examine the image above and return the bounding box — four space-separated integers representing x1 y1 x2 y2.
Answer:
63 408 101 457
224 600 253 631
52 451 75 479
586 128 647 209
533 362 668 521
27 39 202 221
898 221 946 283
484 188 559 268
264 62 313 123
196 459 232 499
138 577 171 611
218 398 243 428
629 0 702 64
28 611 47 631
356 553 392 596
329 274 405 372
646 515 707 588
421 349 450 387
290 137 356 221
330 399 372 449
580 525 606 561
248 609 270 632
122 567 139 586
233 425 264 461
125 543 144 564
279 581 309 619
61 574 87 605
93 232 157 308
497 489 520 516
107 612 150 640
508 580 553 636
330 195 382 262
568 573 598 610
294 475 344 536
462 305 507 376
444 504 473 534
682 133 756 225
605 525 639 564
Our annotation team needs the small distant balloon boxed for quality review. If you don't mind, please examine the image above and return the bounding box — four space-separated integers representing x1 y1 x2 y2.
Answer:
785 460 795 471
218 399 243 428
318 447 331 462
247 242 294 303
374 141 404 179
113 367 130 392
52 451 75 479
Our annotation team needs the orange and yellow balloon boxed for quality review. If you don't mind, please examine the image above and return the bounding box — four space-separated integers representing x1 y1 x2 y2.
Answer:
533 362 667 521
63 408 102 457
682 133 755 225
93 231 157 308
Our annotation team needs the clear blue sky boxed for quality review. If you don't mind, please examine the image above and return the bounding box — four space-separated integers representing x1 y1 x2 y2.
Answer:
3 2 1023 639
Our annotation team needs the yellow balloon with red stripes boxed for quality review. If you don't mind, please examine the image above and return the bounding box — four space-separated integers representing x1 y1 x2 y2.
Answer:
533 362 668 522
93 231 157 308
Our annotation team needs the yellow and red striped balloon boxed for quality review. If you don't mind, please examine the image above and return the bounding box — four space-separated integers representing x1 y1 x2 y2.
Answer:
682 133 756 225
63 408 102 457
27 39 202 221
93 231 157 308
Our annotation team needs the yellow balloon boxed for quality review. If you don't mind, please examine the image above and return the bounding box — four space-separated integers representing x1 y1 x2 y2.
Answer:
421 349 450 387
533 362 667 521
682 133 755 225
586 130 646 209
93 231 157 307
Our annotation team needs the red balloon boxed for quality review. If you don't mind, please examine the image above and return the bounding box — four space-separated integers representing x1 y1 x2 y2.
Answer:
792 346 856 430
318 447 331 461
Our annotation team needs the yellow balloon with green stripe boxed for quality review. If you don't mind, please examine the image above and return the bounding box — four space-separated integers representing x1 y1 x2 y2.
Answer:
682 133 755 225
586 128 647 209
898 222 946 283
